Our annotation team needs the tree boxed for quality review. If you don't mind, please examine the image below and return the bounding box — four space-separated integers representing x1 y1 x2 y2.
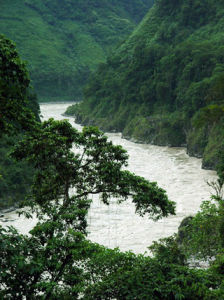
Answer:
1 119 224 299
177 177 224 261
0 35 40 209
0 34 37 136
81 237 217 299
0 119 175 298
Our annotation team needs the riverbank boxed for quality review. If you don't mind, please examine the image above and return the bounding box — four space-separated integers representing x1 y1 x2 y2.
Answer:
64 105 219 171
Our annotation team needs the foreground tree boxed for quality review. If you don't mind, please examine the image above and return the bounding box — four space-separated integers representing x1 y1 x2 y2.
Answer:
0 119 175 298
82 243 218 300
1 119 224 299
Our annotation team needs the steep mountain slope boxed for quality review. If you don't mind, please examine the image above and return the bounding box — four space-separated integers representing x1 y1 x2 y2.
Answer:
0 0 153 101
68 0 224 169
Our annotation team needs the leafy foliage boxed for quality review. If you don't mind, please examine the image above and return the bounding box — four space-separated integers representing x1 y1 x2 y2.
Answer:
13 119 175 220
0 35 40 209
2 116 224 298
0 118 176 298
0 0 154 101
0 35 38 135
1 107 224 299
177 178 224 261
1 2 224 297
68 0 224 168
179 200 221 260
83 245 217 300
0 135 34 209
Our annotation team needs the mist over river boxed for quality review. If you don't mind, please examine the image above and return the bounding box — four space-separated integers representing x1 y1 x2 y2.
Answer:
0 103 217 254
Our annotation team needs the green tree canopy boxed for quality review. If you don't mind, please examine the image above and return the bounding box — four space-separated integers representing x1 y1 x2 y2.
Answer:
0 119 175 298
0 35 40 209
1 116 224 299
0 34 37 136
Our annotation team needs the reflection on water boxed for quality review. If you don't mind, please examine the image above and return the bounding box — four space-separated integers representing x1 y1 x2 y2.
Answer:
0 103 217 254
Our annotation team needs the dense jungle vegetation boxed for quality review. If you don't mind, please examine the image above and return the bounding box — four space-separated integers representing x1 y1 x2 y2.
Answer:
67 0 224 169
0 34 224 299
0 0 153 101
0 35 40 209
1 115 224 298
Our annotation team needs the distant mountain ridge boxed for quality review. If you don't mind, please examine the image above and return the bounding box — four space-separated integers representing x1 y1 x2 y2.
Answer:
0 0 153 101
68 0 224 169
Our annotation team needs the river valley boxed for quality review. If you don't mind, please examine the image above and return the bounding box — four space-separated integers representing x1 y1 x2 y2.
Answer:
0 103 217 254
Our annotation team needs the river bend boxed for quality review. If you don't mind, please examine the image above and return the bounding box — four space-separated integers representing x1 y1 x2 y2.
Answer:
0 103 217 254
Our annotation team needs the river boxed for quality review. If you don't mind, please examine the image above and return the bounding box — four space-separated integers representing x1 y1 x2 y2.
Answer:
0 103 217 254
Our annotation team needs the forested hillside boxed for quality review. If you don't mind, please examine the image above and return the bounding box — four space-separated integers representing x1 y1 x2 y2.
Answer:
68 0 224 169
0 0 153 101
1 24 224 300
0 35 40 209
